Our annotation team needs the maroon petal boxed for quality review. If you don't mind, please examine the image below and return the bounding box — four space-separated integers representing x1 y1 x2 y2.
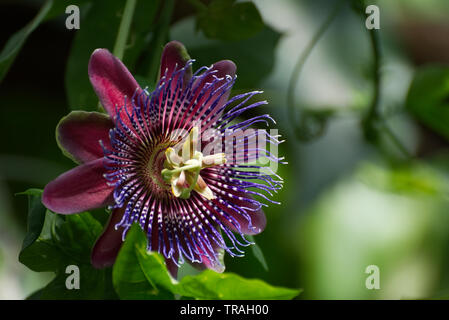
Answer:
165 255 179 279
57 111 114 164
159 41 192 85
195 60 237 131
42 158 114 214
209 60 237 82
88 49 142 119
188 241 225 273
91 207 126 269
202 60 236 104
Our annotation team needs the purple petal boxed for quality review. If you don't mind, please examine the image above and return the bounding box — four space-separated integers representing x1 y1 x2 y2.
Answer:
42 158 114 214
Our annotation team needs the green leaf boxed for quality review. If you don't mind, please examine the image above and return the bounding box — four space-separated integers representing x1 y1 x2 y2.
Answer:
113 224 174 299
17 188 47 251
38 266 115 300
114 224 300 300
135 245 178 294
19 239 62 273
196 0 264 41
54 212 103 262
187 26 282 89
20 206 103 271
19 189 116 299
0 0 53 82
406 65 449 141
178 271 301 300
18 189 62 272
0 247 4 274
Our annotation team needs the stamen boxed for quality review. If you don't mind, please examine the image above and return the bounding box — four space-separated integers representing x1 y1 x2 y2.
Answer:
99 56 283 270
162 126 226 200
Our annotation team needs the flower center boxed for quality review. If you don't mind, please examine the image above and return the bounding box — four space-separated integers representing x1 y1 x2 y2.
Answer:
161 127 226 200
141 140 173 197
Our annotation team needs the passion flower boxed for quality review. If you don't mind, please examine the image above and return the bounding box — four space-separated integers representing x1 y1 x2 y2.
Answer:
42 41 283 278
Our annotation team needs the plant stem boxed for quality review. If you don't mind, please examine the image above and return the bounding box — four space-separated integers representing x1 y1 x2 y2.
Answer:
113 0 138 60
287 0 344 137
147 0 176 81
361 8 411 159
98 0 137 111
380 121 411 158
363 26 381 125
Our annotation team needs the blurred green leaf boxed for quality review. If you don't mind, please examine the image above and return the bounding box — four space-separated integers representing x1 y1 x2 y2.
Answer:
44 0 91 21
18 189 63 273
297 162 449 299
295 108 336 142
65 0 123 111
122 0 161 71
114 224 300 300
188 26 281 89
26 288 45 300
0 0 53 82
247 235 269 271
19 189 117 299
0 247 3 274
65 0 160 111
406 65 449 141
134 75 156 92
196 0 264 41
392 0 449 21
17 188 48 251
357 162 449 196
141 0 173 83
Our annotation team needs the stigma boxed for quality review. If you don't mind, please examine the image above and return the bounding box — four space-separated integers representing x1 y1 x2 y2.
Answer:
161 127 226 200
